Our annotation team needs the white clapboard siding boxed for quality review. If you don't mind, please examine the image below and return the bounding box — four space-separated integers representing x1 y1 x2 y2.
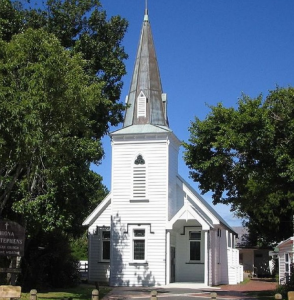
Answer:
85 126 240 286
110 222 167 286
208 230 213 286
219 229 229 284
110 134 170 286
87 202 111 282
227 248 241 284
88 233 110 283
277 238 294 283
211 227 227 285
88 203 111 233
175 228 205 282
210 229 218 285
168 138 180 219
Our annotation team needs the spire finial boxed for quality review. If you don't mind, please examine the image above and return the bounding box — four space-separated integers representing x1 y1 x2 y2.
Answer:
144 0 148 21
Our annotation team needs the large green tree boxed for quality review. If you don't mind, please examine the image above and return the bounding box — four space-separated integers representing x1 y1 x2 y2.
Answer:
184 87 294 245
0 0 127 233
0 27 107 232
1 0 128 126
0 0 128 288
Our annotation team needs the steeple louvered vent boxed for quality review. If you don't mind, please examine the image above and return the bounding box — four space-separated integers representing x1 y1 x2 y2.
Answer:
137 91 147 118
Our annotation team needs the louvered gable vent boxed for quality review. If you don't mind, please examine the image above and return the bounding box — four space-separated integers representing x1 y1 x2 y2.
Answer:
137 91 147 118
133 154 146 199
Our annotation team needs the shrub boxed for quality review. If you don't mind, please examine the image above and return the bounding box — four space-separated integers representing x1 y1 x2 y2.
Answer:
18 231 80 291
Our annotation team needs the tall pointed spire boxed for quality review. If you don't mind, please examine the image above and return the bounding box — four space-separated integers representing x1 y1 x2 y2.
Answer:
144 0 148 20
123 7 169 128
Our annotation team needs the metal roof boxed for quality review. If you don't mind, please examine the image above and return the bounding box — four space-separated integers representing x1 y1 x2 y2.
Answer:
111 124 171 136
123 9 169 129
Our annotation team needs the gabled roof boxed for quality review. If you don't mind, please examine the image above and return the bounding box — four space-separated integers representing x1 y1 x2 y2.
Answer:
123 9 168 129
174 175 237 234
83 176 237 235
167 199 213 230
277 237 294 249
82 193 111 226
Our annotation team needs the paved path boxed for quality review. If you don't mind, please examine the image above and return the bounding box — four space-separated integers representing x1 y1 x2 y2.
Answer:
101 279 277 300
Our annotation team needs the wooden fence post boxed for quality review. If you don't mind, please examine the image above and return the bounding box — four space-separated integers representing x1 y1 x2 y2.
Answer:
211 292 217 300
30 289 37 300
150 290 157 300
92 289 99 300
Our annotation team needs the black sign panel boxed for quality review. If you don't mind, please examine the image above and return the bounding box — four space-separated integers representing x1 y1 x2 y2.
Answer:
0 221 25 256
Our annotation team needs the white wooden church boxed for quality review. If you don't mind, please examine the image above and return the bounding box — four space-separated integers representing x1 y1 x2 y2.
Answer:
83 8 242 287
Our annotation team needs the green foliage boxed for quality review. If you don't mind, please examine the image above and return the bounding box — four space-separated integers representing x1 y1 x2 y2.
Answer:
20 0 128 111
0 0 122 234
0 0 23 41
0 28 107 235
0 0 124 288
19 231 80 291
184 87 294 244
70 231 88 261
275 284 287 299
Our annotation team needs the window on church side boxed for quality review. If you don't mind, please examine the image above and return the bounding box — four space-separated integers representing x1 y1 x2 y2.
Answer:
101 230 110 261
133 229 145 260
227 232 232 248
137 91 147 117
217 228 221 237
232 235 235 248
189 231 201 261
285 253 290 276
133 155 146 199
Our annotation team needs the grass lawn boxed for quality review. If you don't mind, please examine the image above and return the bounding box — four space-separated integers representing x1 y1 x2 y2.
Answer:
21 284 111 300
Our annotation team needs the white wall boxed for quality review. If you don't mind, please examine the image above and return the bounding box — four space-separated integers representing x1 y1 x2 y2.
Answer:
110 134 170 286
175 227 205 282
87 203 111 283
278 241 294 283
168 136 180 220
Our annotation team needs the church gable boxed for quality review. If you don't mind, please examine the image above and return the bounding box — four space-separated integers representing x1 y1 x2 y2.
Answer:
82 193 111 228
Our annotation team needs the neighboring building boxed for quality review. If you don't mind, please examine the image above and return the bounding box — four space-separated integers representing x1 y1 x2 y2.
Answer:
234 226 273 278
83 9 242 287
275 237 294 284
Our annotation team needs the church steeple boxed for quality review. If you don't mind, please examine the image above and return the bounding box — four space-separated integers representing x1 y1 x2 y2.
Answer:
123 8 169 128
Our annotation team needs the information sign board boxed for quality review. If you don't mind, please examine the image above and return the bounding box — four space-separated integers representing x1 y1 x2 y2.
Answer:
0 221 25 256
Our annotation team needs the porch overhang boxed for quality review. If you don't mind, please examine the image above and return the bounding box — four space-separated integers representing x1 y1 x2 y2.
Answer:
166 200 213 231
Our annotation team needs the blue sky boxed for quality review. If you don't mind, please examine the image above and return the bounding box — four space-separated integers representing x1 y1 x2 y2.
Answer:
92 0 294 227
